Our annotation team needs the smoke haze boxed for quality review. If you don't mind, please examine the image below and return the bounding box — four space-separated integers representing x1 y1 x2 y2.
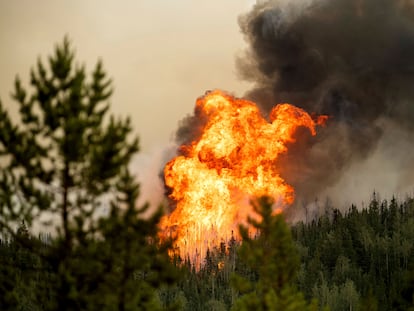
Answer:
235 0 414 204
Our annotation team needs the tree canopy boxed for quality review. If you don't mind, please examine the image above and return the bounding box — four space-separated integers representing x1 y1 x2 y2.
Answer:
0 37 178 310
231 196 318 311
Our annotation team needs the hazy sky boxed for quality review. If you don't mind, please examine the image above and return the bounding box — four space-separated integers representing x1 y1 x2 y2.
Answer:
0 0 253 152
2 1 412 209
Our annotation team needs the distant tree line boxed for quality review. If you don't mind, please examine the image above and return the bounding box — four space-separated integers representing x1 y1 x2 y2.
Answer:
294 193 414 311
3 193 414 310
162 193 414 311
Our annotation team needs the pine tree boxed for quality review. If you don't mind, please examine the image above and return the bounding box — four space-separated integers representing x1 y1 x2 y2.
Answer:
231 196 318 311
0 37 178 310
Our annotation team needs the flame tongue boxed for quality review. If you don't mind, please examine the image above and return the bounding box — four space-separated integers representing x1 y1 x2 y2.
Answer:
161 90 326 264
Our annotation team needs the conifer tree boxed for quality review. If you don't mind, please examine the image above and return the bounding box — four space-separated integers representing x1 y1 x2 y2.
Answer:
231 196 318 311
0 37 177 310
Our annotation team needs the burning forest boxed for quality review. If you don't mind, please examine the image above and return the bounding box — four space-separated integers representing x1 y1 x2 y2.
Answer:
159 90 327 264
159 0 414 265
2 0 414 310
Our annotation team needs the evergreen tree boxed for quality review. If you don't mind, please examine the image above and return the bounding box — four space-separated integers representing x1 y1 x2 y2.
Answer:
0 37 178 310
231 196 318 311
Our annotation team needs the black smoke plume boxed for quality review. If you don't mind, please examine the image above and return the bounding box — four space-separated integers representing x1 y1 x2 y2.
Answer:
172 0 414 207
237 0 414 202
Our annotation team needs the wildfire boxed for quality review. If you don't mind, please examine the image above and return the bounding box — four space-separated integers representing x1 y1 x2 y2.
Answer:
160 90 326 266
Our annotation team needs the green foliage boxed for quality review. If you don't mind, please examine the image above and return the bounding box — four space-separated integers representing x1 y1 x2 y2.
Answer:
293 194 414 311
231 196 318 311
0 37 178 310
162 194 414 311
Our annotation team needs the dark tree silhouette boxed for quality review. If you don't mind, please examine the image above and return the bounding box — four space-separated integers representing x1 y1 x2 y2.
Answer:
231 196 318 311
0 37 178 310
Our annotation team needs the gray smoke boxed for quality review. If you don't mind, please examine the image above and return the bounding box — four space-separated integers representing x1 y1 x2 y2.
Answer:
237 0 414 202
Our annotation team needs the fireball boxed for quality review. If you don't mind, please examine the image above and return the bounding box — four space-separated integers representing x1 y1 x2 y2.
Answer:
160 90 326 265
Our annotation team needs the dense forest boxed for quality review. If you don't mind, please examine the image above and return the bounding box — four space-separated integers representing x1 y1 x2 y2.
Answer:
2 193 414 310
161 194 414 311
1 38 414 310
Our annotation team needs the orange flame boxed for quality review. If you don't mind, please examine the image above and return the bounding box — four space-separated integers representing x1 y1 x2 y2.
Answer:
160 90 326 266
